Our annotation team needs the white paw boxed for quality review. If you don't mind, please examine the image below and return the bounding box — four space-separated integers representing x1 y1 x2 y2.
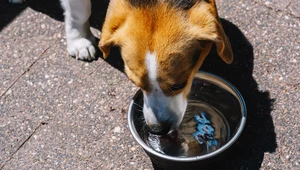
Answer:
8 0 26 3
67 37 96 61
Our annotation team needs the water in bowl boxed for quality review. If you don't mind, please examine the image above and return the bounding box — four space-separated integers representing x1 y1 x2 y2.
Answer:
141 101 230 157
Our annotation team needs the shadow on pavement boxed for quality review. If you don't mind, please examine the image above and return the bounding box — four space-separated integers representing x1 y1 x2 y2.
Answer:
197 19 277 170
0 1 277 169
0 0 109 31
0 1 27 31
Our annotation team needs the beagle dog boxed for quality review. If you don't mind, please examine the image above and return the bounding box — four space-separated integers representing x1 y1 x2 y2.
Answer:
11 0 233 135
99 0 233 134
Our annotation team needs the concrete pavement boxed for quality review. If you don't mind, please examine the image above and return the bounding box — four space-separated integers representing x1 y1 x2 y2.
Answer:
0 0 299 169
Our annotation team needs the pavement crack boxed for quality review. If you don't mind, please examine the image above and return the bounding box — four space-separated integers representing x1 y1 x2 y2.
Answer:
0 122 48 170
285 1 292 9
0 46 51 99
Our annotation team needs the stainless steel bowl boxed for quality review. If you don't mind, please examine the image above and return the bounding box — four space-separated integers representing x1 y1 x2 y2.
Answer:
128 71 247 170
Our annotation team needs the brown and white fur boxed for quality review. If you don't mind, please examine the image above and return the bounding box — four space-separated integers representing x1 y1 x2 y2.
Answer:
100 0 233 134
10 0 233 135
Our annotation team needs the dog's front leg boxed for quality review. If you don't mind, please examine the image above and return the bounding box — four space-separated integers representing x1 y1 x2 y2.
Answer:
60 0 96 60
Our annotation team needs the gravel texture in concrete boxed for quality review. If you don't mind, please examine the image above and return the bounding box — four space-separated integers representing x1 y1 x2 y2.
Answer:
0 0 299 169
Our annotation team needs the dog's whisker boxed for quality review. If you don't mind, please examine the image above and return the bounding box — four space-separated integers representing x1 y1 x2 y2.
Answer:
133 102 143 109
136 109 143 112
136 116 147 128
186 105 192 109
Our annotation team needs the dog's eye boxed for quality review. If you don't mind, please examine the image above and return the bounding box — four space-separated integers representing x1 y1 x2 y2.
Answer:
169 81 187 92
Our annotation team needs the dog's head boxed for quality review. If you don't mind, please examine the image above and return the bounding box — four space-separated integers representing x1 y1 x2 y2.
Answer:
99 0 233 134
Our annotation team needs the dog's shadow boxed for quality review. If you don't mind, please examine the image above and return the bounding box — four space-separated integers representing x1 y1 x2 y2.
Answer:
1 1 277 169
197 19 277 170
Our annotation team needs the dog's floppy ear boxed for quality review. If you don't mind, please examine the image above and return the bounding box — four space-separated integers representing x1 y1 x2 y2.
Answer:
189 1 233 64
99 0 129 59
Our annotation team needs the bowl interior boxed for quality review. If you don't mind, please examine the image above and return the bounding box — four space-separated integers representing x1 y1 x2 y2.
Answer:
128 72 246 162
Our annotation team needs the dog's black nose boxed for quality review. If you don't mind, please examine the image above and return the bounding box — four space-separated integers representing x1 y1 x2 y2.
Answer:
148 121 172 135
